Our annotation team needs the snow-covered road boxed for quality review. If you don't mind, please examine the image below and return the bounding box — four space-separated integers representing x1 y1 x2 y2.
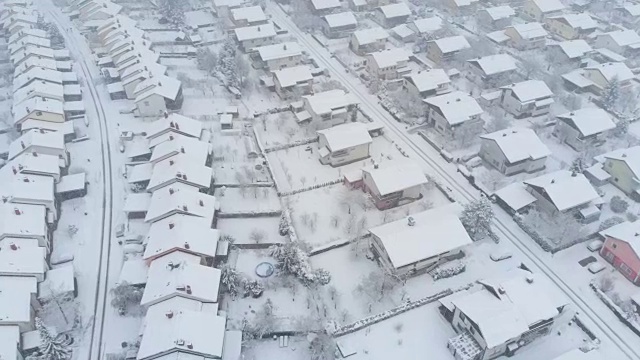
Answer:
265 2 640 358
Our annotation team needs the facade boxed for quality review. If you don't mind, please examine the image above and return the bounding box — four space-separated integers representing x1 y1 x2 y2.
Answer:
582 62 634 94
548 40 593 62
522 0 565 21
403 69 451 99
504 23 547 50
350 27 389 55
134 76 184 117
465 54 517 85
499 80 554 118
479 128 550 175
426 35 471 65
256 42 303 71
424 91 484 138
317 122 372 166
598 146 640 199
301 89 359 127
601 221 640 285
361 161 427 209
273 65 314 100
365 48 410 80
613 4 640 29
323 12 358 39
478 6 515 30
554 108 616 151
544 13 597 40
374 3 411 28
523 170 601 218
594 30 640 57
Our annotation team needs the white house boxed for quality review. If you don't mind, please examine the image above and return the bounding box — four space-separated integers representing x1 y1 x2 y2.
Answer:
554 108 615 151
504 23 547 50
445 0 479 15
317 122 372 166
13 67 63 91
8 35 51 55
426 35 471 65
362 161 428 209
144 214 219 263
121 62 166 99
150 136 210 166
8 28 48 44
548 40 593 62
350 27 389 55
466 54 517 85
272 65 314 99
409 17 443 36
12 97 65 126
323 12 358 39
478 6 515 29
594 30 640 57
0 276 38 332
499 80 554 118
545 13 597 40
403 69 451 99
479 128 550 175
212 0 248 17
424 91 484 137
255 42 303 71
230 5 268 27
146 113 203 149
1 174 57 222
0 325 22 360
582 62 634 94
300 89 360 127
134 76 183 117
613 4 640 28
310 0 342 14
374 3 411 28
524 170 601 217
0 203 48 244
523 0 565 21
0 244 47 281
147 157 213 193
369 203 472 276
11 46 55 67
234 23 276 51
13 81 64 106
8 129 68 167
365 48 410 80
8 152 61 182
144 187 216 224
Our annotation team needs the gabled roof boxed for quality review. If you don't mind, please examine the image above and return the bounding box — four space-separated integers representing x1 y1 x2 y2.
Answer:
531 0 565 13
553 39 592 59
411 17 442 33
501 80 553 103
146 114 202 141
134 75 182 102
0 203 47 239
597 146 640 179
362 160 427 196
13 67 63 91
324 12 357 28
144 214 219 260
404 69 450 92
147 156 213 192
601 220 640 260
9 130 65 161
230 5 267 24
368 48 410 68
467 54 517 76
317 122 372 152
523 170 600 212
8 35 51 54
234 23 276 42
483 5 515 21
556 108 615 137
584 62 634 82
150 136 210 165
311 0 341 10
599 30 640 48
8 152 60 179
431 35 471 54
548 13 597 30
12 97 64 124
423 91 483 125
273 65 313 88
618 4 640 17
144 187 216 223
256 42 302 62
303 89 359 115
480 128 550 163
506 22 547 39
377 3 411 19
141 260 221 307
8 28 48 44
352 27 389 45
13 80 64 105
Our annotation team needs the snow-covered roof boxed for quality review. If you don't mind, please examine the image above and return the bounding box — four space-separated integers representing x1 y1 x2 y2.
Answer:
150 136 210 166
494 182 537 211
368 48 410 68
184 9 216 27
134 75 182 102
118 258 149 286
378 3 411 19
481 128 550 163
601 220 640 259
234 23 276 42
13 80 64 105
123 192 152 213
303 89 359 115
531 0 565 13
55 173 86 194
141 260 221 307
324 12 357 28
487 30 511 43
0 276 37 324
554 39 593 59
597 146 640 179
467 54 517 76
147 114 202 142
9 36 51 54
311 0 341 10
584 62 634 82
137 308 226 360
0 202 46 240
524 170 600 212
362 160 427 196
507 22 547 39
431 35 471 54
256 42 302 62
411 17 442 33
556 108 615 137
0 325 20 360
121 61 166 82
38 264 75 299
230 6 267 24
548 13 597 30
317 122 372 152
424 91 483 125
148 155 213 192
369 203 471 269
619 4 640 17
144 187 216 223
598 30 640 48
8 130 65 161
8 28 48 44
553 349 603 360
404 69 450 93
1 174 55 206
483 5 515 21
127 162 153 184
144 214 219 260
273 65 313 88
0 244 46 277
352 27 389 46
501 80 553 103
450 268 566 349
13 67 63 90
85 1 122 18
8 152 61 179
12 97 64 124
213 0 247 8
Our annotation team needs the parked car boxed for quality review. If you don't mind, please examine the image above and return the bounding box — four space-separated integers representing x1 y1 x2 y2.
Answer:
587 240 603 252
588 262 605 274
490 251 513 262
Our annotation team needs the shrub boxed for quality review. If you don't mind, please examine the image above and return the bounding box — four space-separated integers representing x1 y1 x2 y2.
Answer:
610 196 629 213
599 216 625 231
627 213 638 222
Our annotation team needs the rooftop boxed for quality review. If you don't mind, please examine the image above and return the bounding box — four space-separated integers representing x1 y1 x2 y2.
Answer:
13 67 63 90
423 91 483 125
378 2 411 19
599 30 640 47
317 122 372 152
38 264 75 300
483 5 515 20
0 275 37 324
8 129 65 161
532 0 565 13
524 170 600 212
556 108 615 137
150 136 210 165
412 17 442 33
601 220 640 260
432 35 471 54
147 155 213 192
134 75 182 102
234 23 276 42
256 42 302 62
230 5 267 24
368 48 410 68
548 13 597 30
273 65 313 88
480 128 550 163
324 12 357 28
141 260 221 307
12 97 64 123
501 80 553 103
467 54 517 76
144 214 219 260
404 69 450 92
584 62 634 82
352 27 389 46
146 113 203 141
507 22 547 39
144 187 216 223
362 160 427 196
554 39 593 59
303 89 359 115
311 0 341 10
597 146 640 179
0 244 46 277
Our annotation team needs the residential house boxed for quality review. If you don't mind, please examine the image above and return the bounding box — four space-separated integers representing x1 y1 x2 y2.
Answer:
445 0 479 15
8 152 61 182
121 62 167 99
14 57 65 75
273 65 314 100
504 23 548 50
80 1 121 21
365 48 410 80
13 67 63 90
478 6 515 29
408 17 443 37
523 0 565 21
426 35 471 65
613 4 640 29
147 156 213 193
441 268 567 360
392 25 415 43
1 174 57 222
600 221 640 285
212 0 248 17
348 0 392 11
183 9 216 29
0 276 39 332
424 91 484 138
12 97 65 126
597 146 640 199
479 128 550 175
466 54 517 85
369 203 472 276
134 76 183 117
594 30 640 57
300 89 359 128
317 122 372 166
582 62 634 94
499 80 554 118
234 23 276 51
523 170 601 219
548 40 593 62
230 5 268 27
8 129 69 167
13 81 65 106
8 28 48 44
0 325 22 360
545 13 597 40
323 12 358 39
310 0 342 15
362 161 428 209
144 214 219 264
8 35 51 55
374 3 411 28
146 113 203 149
554 108 616 151
0 203 48 245
0 244 47 281
403 69 451 99
350 27 389 55
150 136 211 166
11 46 55 67
255 42 303 71
144 187 216 224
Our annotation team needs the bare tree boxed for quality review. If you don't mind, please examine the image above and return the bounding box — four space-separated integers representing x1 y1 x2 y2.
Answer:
249 229 267 244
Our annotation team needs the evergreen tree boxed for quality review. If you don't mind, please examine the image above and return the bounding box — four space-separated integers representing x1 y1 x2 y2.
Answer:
602 76 620 110
28 318 72 360
615 118 629 138
569 157 585 175
460 197 494 241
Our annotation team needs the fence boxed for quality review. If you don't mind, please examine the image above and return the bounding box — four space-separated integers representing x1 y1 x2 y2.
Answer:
278 179 343 197
589 282 640 337
264 137 318 153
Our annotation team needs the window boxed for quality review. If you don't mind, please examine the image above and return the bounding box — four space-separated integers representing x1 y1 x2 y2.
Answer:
620 263 633 276
459 312 466 322
615 177 619 182
612 243 617 249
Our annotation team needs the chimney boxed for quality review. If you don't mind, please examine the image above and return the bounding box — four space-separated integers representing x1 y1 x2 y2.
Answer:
186 342 193 349
12 167 17 175
283 44 287 50
498 286 506 294
21 141 25 149
164 111 169 119
23 177 30 182
169 188 175 195
182 205 188 211
166 261 175 269
32 151 37 157
182 174 187 181
407 216 415 226
10 243 17 250
169 160 175 165
186 285 192 294
176 285 186 291
526 276 534 284
180 147 185 153
257 26 261 31
622 153 627 158
502 133 507 137
175 339 185 346
550 179 555 184
14 208 21 215
169 134 174 140
198 199 204 206
175 123 180 130
184 241 190 249
165 311 174 319
169 222 175 229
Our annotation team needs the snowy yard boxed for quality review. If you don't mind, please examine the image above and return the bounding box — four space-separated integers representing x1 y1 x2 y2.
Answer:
214 186 281 213
217 217 287 245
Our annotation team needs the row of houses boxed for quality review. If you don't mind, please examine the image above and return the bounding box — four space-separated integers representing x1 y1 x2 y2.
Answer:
0 2 88 359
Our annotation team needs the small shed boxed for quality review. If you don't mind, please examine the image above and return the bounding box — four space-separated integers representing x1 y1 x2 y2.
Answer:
220 113 233 130
118 258 148 287
106 82 126 100
56 173 87 200
38 265 77 301
493 182 537 214
123 193 152 219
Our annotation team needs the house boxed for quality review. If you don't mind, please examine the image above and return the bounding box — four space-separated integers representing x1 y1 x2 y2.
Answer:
545 13 597 40
523 170 601 219
183 9 216 29
504 23 548 50
613 4 640 29
8 152 61 182
38 264 77 302
212 0 248 17
300 89 359 128
121 62 167 99
144 187 216 224
479 128 550 175
493 182 538 214
0 276 38 332
255 42 303 71
1 174 57 222
374 3 411 28
548 40 593 62
466 54 517 85
13 81 65 106
147 156 213 193
13 67 63 91
150 136 211 166
350 27 389 55
273 65 314 100
0 244 47 281
594 30 640 57
596 146 640 199
134 76 184 117
554 108 615 151
230 5 268 27
426 35 471 64
140 260 221 307
8 28 48 44
369 203 472 276
0 203 48 244
20 119 75 142
11 47 56 67
582 62 634 94
0 325 22 360
365 48 410 80
123 192 152 219
8 35 51 55
441 268 567 360
323 12 358 39
146 113 203 149
424 91 484 138
391 25 415 43
523 0 565 21
600 221 640 285
310 0 342 15
144 214 219 264
499 80 554 118
8 129 68 167
12 97 65 126
408 17 443 37
234 23 276 51
362 161 427 209
317 122 372 166
55 173 87 200
403 69 451 99
478 6 515 29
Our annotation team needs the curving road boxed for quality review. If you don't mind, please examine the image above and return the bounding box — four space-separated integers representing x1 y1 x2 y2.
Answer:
265 2 640 359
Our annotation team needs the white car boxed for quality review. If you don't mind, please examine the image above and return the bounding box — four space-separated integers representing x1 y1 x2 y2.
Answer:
588 262 605 274
587 240 603 252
